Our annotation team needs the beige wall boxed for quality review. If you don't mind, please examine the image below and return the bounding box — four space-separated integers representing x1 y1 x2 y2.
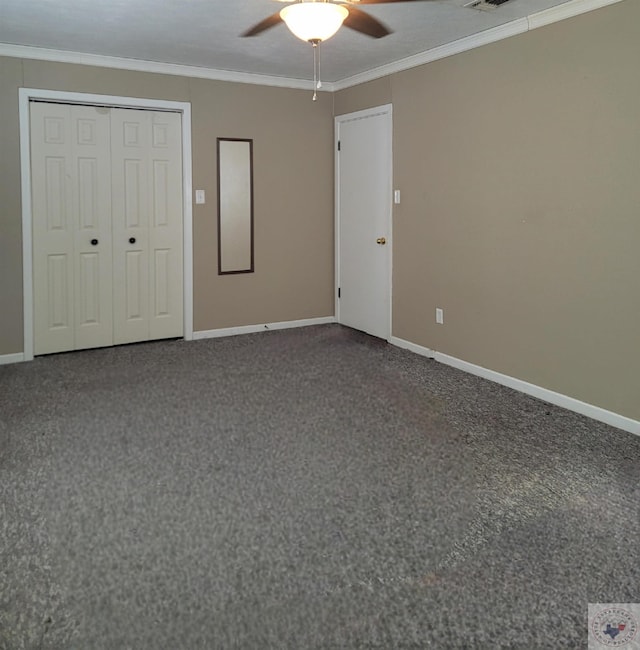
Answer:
333 77 391 116
0 59 334 354
0 57 24 354
336 0 640 420
189 79 334 329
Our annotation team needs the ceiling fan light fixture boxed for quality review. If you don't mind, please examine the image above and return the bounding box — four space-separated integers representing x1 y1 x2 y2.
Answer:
280 2 349 43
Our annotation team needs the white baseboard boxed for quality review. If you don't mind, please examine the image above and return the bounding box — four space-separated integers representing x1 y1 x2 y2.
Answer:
193 316 336 340
0 352 25 365
390 336 640 437
390 336 436 359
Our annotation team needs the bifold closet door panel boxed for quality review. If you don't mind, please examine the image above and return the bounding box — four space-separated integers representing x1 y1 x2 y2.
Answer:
147 110 184 341
72 106 114 352
111 109 183 345
30 103 113 355
111 108 150 345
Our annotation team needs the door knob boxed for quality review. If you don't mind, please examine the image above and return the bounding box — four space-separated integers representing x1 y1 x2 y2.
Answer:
376 237 386 245
91 239 98 246
129 237 136 244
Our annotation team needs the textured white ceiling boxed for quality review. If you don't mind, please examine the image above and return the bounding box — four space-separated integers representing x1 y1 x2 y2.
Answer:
0 0 582 84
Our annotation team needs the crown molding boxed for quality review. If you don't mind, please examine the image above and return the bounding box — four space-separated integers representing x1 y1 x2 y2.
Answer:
0 0 625 92
333 0 625 91
0 43 336 92
332 18 529 91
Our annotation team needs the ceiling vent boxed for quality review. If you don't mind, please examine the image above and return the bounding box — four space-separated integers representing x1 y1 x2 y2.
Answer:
464 0 512 11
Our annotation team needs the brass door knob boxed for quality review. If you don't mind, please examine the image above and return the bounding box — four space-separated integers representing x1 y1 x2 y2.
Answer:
376 237 386 245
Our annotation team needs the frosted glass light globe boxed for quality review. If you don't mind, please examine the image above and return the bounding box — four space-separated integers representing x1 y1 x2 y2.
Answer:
280 2 349 42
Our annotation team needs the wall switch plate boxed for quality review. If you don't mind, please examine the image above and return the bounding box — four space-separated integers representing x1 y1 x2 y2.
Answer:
195 189 205 204
394 189 401 204
436 308 444 324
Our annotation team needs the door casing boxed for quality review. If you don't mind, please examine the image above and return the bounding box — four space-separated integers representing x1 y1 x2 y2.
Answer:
334 104 393 339
19 87 194 361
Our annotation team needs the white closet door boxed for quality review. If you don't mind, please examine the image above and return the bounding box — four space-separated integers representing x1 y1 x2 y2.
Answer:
111 109 183 345
31 103 113 355
147 111 183 341
110 108 150 344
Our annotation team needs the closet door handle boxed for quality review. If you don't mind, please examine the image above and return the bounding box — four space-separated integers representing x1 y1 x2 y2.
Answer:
91 239 98 246
129 237 136 244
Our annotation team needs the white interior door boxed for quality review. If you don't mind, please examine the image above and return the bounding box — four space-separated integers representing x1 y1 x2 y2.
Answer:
336 106 392 340
30 102 113 355
31 102 183 354
111 109 183 345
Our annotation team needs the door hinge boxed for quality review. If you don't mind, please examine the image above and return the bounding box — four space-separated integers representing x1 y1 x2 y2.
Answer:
337 140 341 151
338 287 341 298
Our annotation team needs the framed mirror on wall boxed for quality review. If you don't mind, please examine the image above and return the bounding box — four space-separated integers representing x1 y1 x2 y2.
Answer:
217 138 254 274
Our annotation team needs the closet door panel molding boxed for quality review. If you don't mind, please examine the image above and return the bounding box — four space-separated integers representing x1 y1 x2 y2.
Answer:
30 103 112 354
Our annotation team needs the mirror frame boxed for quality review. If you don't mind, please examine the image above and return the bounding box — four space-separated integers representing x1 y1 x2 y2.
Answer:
217 137 254 275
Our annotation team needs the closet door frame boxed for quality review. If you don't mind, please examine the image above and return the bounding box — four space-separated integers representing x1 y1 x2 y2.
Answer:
19 88 194 361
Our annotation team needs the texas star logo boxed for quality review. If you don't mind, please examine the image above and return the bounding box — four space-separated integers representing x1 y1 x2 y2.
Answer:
591 607 638 647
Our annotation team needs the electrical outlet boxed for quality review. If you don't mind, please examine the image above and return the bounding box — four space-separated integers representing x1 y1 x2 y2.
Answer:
435 308 444 324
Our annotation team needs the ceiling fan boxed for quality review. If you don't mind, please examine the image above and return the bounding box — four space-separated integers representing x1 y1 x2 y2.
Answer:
242 0 433 99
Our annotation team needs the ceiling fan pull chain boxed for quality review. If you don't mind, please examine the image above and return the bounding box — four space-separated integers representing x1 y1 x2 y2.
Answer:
312 40 319 101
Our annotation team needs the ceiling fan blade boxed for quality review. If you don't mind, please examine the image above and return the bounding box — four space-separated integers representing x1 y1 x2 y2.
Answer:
343 7 391 38
241 12 283 37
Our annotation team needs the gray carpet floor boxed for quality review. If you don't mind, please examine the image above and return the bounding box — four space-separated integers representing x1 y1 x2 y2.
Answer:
1 324 638 649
